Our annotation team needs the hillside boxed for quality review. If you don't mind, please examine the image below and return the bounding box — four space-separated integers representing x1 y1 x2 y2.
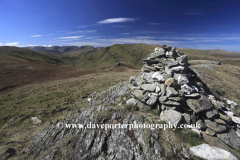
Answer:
25 45 103 56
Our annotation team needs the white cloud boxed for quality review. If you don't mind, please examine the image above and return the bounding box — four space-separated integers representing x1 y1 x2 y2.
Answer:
59 36 83 39
31 35 42 37
86 30 97 33
0 42 3 46
5 42 20 46
122 33 130 35
48 34 53 36
97 18 138 24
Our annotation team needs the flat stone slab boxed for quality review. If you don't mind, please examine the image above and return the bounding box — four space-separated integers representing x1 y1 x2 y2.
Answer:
142 72 154 83
146 94 158 106
131 90 145 102
166 86 178 97
205 120 227 133
217 130 240 150
161 100 181 106
186 94 213 113
147 49 165 59
190 143 238 160
140 84 156 92
160 110 182 127
162 60 179 67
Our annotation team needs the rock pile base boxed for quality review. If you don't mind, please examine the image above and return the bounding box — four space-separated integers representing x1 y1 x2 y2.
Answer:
128 45 240 150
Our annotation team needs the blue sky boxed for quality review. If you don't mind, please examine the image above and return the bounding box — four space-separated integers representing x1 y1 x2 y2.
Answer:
1 0 240 51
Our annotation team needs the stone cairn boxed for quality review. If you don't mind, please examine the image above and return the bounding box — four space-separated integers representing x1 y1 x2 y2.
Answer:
128 45 240 150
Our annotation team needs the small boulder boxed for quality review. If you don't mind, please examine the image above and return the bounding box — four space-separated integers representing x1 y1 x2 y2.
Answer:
160 110 182 127
186 94 213 113
152 72 165 82
166 86 178 97
140 84 156 92
31 117 42 125
190 143 238 160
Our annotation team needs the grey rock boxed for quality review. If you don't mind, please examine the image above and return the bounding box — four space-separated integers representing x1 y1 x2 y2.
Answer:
160 110 182 127
161 100 181 106
184 93 201 98
166 86 178 97
176 55 188 64
142 72 154 83
171 66 185 72
214 118 227 125
165 66 173 76
31 117 42 125
147 49 165 59
129 76 141 86
177 75 189 86
130 90 145 102
160 83 166 96
155 85 161 93
197 119 207 130
126 98 138 105
217 130 240 150
140 84 156 92
146 94 158 106
205 108 218 119
183 113 191 124
231 108 240 117
205 127 216 136
186 94 213 113
159 96 168 102
152 72 165 82
226 99 238 108
219 113 232 122
205 120 227 133
190 143 238 160
209 95 225 110
142 64 156 72
142 91 149 100
232 116 240 124
181 84 196 95
162 60 179 67
162 72 172 80
168 96 183 102
166 51 177 58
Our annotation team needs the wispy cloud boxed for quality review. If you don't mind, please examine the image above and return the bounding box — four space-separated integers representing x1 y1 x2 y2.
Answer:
0 42 3 46
122 33 130 35
97 18 138 24
31 35 42 37
5 42 20 46
48 34 54 36
147 23 160 25
77 24 98 28
86 30 97 33
59 36 83 39
146 23 169 26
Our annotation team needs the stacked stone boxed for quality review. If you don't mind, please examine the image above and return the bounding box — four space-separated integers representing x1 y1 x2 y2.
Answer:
128 45 240 150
